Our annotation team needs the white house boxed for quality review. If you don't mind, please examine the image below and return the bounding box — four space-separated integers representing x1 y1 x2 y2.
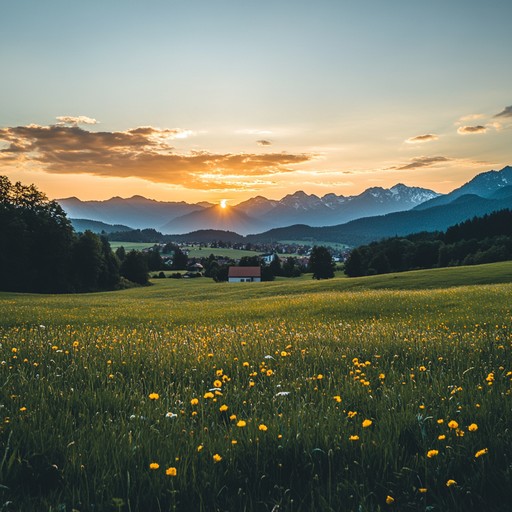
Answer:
228 266 261 282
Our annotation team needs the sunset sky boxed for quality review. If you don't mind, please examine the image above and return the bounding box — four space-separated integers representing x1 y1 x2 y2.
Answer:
1 0 511 205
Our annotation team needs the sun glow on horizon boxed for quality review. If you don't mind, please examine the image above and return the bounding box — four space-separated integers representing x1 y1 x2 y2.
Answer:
220 199 227 208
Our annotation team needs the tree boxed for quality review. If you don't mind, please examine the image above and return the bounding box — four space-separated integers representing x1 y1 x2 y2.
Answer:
171 247 188 270
0 176 75 292
120 250 149 285
71 230 104 291
308 246 335 279
115 245 126 262
146 248 164 271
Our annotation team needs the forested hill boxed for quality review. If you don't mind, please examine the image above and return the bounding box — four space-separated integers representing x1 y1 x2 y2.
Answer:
344 209 512 277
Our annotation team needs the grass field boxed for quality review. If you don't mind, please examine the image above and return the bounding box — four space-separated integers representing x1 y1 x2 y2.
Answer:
0 262 511 511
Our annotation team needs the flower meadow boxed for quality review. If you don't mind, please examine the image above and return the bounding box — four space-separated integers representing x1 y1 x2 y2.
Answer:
0 276 511 511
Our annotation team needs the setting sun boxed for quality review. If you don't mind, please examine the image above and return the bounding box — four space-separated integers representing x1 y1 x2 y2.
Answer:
220 199 227 209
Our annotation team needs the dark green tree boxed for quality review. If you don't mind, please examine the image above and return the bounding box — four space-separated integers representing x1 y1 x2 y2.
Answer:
171 247 188 270
0 176 75 292
308 246 335 279
120 250 149 285
115 245 126 262
71 230 104 291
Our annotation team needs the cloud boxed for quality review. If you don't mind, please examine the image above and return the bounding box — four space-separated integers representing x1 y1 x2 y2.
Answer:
405 134 438 144
0 123 313 190
257 139 272 146
457 125 487 135
392 156 451 171
56 115 99 126
493 105 512 118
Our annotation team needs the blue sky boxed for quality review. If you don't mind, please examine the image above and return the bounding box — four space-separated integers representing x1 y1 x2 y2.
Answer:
1 0 511 203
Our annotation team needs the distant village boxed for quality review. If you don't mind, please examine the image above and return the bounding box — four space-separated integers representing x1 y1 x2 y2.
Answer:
134 240 350 282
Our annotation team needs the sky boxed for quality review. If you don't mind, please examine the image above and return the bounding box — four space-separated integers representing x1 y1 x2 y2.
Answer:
1 0 511 205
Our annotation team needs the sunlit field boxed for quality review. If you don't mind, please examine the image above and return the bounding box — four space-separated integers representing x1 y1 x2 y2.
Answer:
1 263 511 511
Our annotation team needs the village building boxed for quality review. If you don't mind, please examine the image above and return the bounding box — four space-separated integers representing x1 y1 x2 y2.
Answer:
228 266 261 283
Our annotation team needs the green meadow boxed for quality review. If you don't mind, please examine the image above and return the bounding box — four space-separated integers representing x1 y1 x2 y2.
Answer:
1 262 511 511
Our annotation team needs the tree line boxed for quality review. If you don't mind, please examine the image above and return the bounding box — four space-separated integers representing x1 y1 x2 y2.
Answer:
344 209 512 277
0 177 150 293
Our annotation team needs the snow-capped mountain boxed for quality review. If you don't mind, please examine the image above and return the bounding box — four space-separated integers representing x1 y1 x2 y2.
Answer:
414 165 512 211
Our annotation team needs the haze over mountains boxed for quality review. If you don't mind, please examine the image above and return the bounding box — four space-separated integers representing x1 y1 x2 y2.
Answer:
58 166 512 246
59 183 440 235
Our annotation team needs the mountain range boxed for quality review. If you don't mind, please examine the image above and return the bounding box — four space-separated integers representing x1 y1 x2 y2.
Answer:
59 165 512 246
59 183 440 236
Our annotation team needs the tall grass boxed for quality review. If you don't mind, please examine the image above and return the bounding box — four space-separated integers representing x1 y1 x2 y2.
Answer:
0 265 511 511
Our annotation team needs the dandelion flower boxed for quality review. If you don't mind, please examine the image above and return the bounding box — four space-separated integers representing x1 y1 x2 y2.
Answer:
438 434 446 440
236 420 247 428
386 495 395 504
190 398 199 406
418 488 427 494
426 449 439 458
475 448 488 458
349 435 360 441
347 411 357 418
166 467 177 476
148 393 159 400
213 453 222 463
219 404 228 412
197 445 203 452
446 479 457 487
149 462 159 470
362 419 372 428
213 380 222 388
258 424 268 431
448 420 458 429
203 392 214 399
468 423 478 432
333 395 342 403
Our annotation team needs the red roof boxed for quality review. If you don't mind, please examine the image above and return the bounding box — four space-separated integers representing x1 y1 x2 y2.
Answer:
228 266 261 278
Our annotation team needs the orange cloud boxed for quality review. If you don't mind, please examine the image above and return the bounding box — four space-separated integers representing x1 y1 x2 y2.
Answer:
0 124 313 190
405 134 439 144
391 156 451 171
457 125 487 135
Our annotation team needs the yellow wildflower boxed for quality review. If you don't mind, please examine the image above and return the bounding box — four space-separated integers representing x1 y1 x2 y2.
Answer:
468 423 478 432
236 420 247 428
386 495 395 505
426 449 439 458
258 424 268 431
362 419 372 428
349 435 359 441
213 453 222 463
166 467 177 477
219 404 228 412
475 448 488 458
333 395 342 403
448 420 458 429
446 479 457 487
148 393 159 400
149 462 159 470
190 398 199 406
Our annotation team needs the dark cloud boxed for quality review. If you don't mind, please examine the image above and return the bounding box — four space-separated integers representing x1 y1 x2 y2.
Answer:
257 139 272 146
405 134 438 144
392 156 451 171
457 125 487 134
0 124 313 190
494 106 512 118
